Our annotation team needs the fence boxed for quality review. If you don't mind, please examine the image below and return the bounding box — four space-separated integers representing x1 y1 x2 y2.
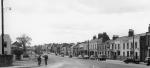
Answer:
0 55 13 67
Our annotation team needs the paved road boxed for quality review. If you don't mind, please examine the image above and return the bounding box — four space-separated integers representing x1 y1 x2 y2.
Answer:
36 54 149 68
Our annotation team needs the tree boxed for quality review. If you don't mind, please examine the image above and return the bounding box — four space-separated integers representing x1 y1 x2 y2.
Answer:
12 48 23 60
34 45 43 55
102 32 110 42
16 34 32 54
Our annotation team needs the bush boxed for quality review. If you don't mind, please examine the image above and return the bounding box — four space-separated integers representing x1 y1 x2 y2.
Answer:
12 48 23 56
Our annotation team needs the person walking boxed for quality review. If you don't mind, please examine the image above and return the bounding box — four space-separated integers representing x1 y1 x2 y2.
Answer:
43 54 48 65
37 55 42 66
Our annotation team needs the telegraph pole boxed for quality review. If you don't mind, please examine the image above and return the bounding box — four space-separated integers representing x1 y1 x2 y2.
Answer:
88 40 89 57
132 29 135 59
1 0 4 55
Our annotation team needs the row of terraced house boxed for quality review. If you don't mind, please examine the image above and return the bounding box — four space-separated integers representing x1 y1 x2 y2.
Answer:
68 25 150 62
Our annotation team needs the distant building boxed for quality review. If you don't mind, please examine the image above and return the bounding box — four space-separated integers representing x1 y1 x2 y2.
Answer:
0 34 12 55
100 40 111 59
60 43 73 56
89 33 109 57
89 38 98 56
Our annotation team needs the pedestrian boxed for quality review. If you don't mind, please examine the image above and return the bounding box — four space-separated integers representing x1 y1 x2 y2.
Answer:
43 54 48 65
37 55 42 66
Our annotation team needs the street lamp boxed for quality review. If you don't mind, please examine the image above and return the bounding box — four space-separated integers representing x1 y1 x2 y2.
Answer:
1 0 4 55
132 30 135 59
88 40 90 57
1 0 11 55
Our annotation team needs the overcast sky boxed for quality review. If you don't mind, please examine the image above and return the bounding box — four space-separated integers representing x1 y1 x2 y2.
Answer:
0 0 150 45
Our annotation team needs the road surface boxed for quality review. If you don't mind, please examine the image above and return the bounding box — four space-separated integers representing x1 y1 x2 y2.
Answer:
36 54 149 68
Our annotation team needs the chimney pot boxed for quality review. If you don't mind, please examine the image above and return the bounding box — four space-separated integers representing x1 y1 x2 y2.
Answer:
113 35 119 40
128 29 134 37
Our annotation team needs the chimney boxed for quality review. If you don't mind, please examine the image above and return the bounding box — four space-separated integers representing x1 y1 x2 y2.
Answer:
93 35 97 40
148 24 150 32
98 33 103 39
128 29 134 37
112 35 119 40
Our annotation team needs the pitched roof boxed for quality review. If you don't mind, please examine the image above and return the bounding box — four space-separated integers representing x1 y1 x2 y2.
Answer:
111 33 146 42
12 41 22 47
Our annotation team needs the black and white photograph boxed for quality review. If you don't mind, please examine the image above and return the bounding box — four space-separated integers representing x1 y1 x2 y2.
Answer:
0 0 150 68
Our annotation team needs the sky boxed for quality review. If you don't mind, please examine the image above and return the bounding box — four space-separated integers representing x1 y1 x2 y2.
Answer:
0 0 150 45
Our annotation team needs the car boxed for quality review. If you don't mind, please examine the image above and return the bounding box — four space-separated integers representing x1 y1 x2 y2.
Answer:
83 55 89 59
78 55 83 59
123 58 140 64
90 55 97 60
98 55 106 61
144 57 150 63
60 53 64 57
144 57 150 66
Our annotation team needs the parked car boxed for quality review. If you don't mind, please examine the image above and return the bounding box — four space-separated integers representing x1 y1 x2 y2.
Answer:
83 55 89 59
123 58 140 64
98 55 106 61
145 57 150 66
90 55 97 60
90 55 95 60
60 53 64 57
78 55 83 59
144 57 150 63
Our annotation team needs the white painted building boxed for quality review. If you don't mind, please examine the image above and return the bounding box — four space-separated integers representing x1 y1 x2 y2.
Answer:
109 33 146 61
0 34 12 55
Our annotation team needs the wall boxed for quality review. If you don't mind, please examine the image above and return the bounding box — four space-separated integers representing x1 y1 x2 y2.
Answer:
0 34 12 55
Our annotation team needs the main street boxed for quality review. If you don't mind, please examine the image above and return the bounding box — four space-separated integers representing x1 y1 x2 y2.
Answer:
35 53 149 68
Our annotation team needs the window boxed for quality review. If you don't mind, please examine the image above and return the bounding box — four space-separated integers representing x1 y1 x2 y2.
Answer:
118 44 120 49
123 43 125 49
127 43 129 49
112 44 114 49
127 51 129 57
108 51 109 55
123 52 125 56
4 51 7 54
135 52 138 59
135 42 137 49
93 44 94 49
130 51 133 56
131 42 133 49
117 51 120 55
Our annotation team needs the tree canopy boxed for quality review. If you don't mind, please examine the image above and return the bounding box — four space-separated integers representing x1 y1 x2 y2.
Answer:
16 34 32 53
